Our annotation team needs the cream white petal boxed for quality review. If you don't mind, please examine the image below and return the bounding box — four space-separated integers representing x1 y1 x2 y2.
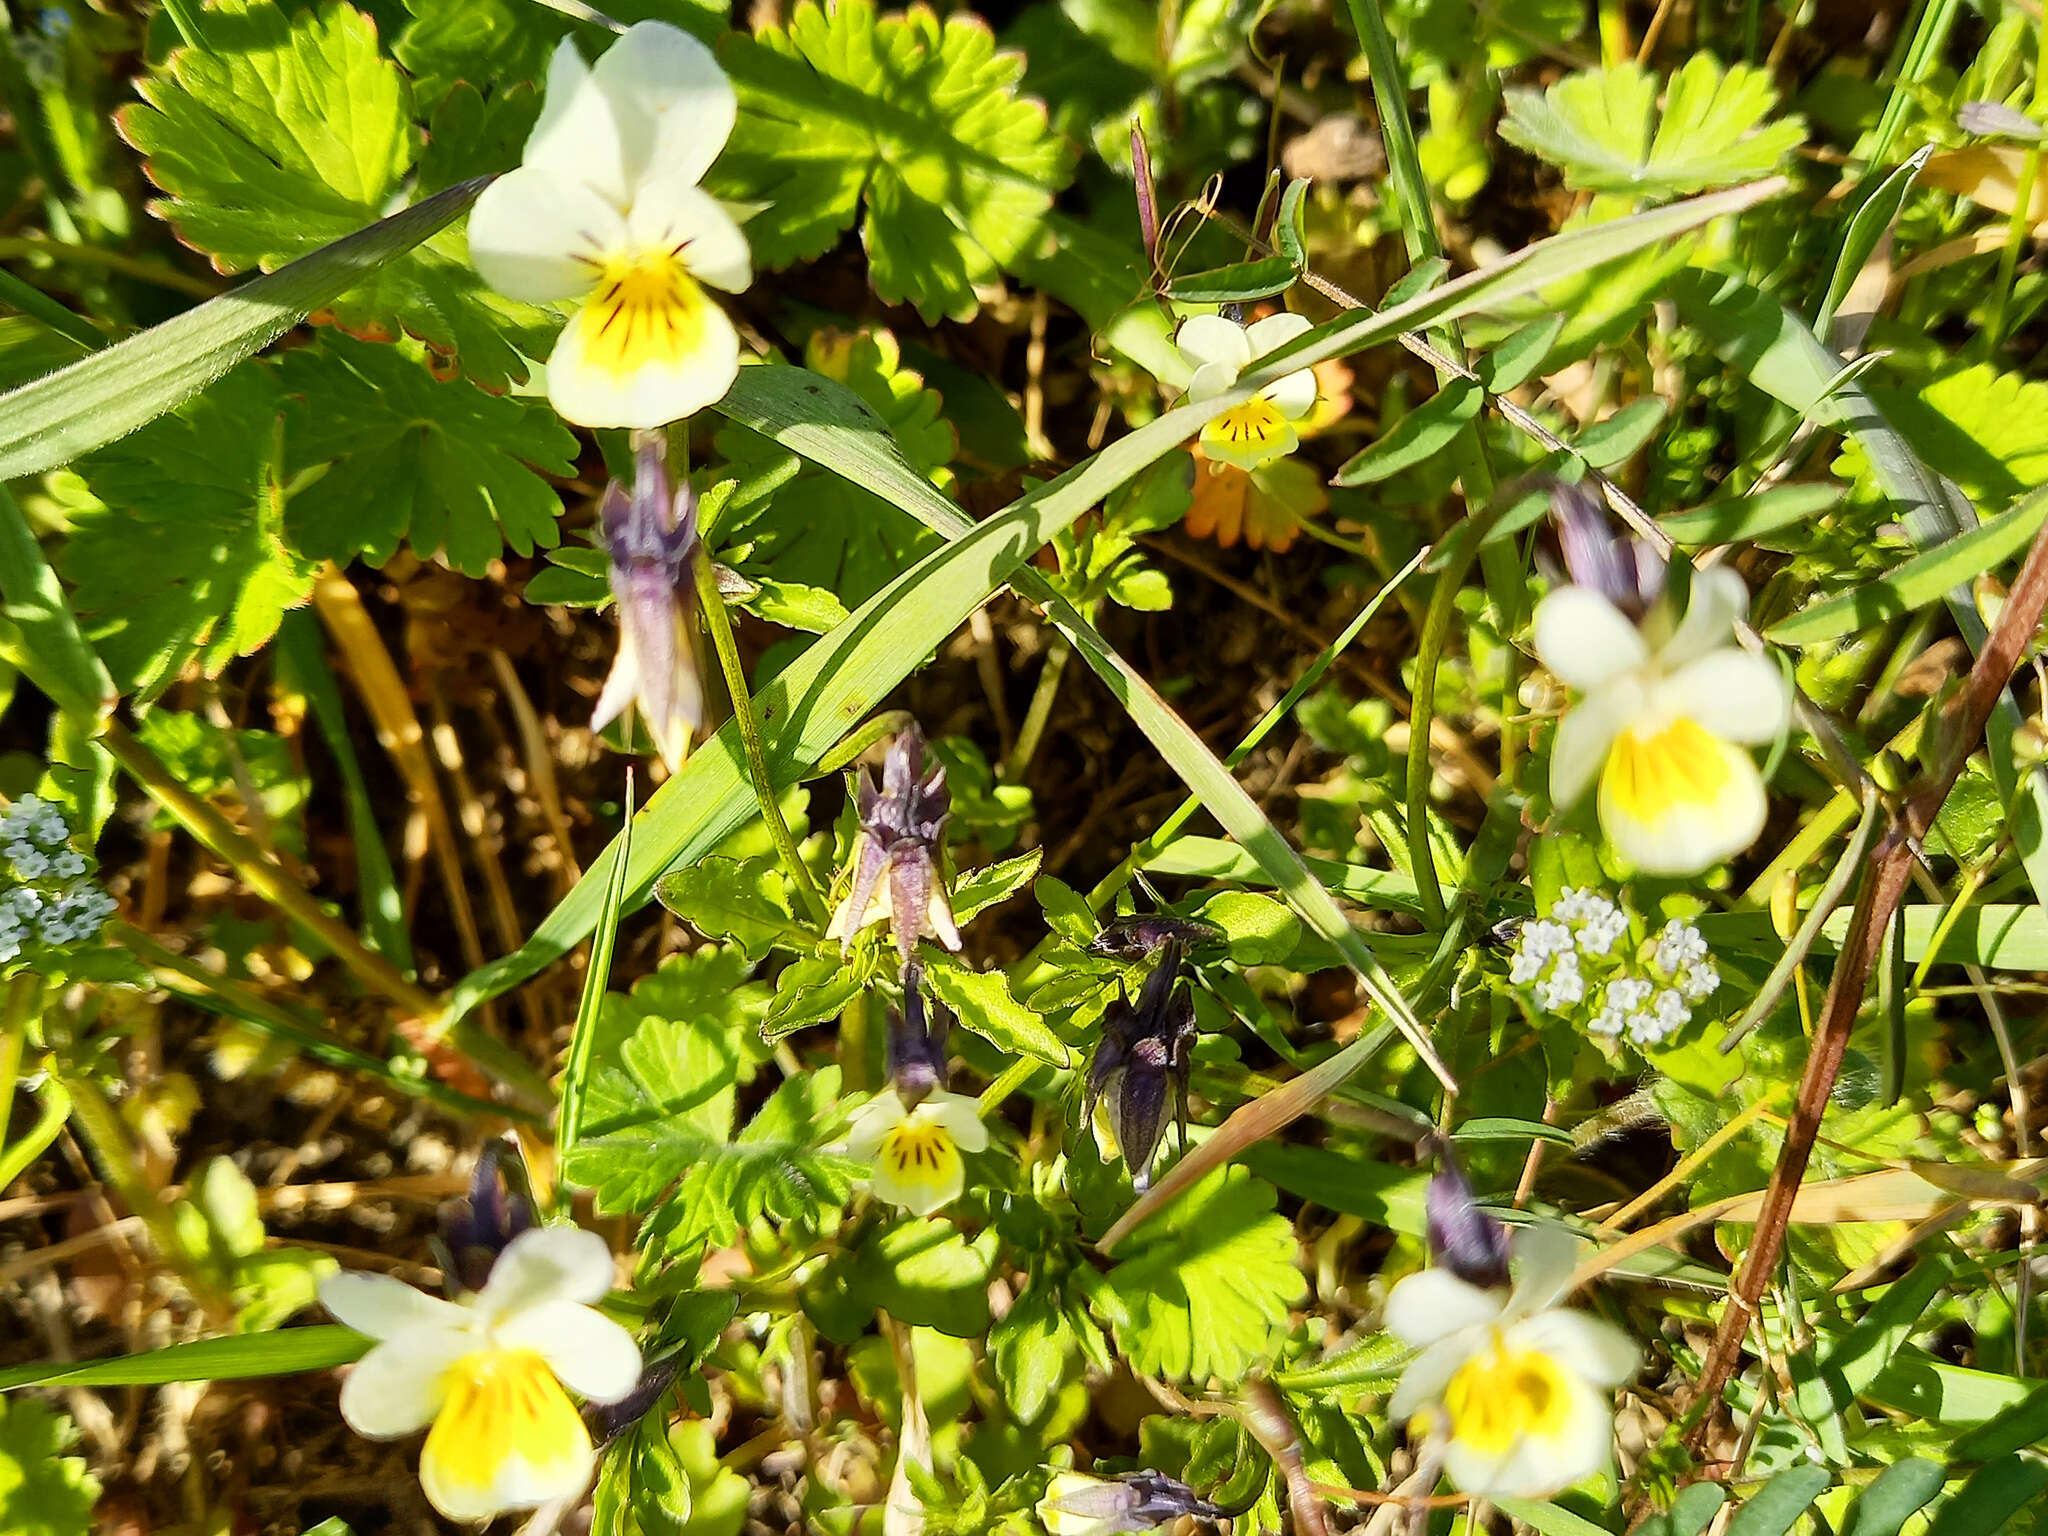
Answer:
1661 648 1791 746
1439 1436 1515 1498
1387 1330 1483 1420
494 1299 643 1404
1599 731 1768 877
868 1143 966 1217
476 1226 616 1322
1532 585 1649 690
1384 1268 1503 1349
1505 1224 1582 1317
468 167 621 304
921 1091 989 1155
546 294 741 429
1549 680 1636 810
1260 367 1318 420
421 1433 595 1524
1177 314 1252 375
1186 360 1241 403
1471 1371 1614 1497
336 1328 473 1438
1509 1308 1639 1389
625 174 752 293
1659 565 1749 670
590 621 642 737
523 37 634 208
590 21 737 192
1244 311 1311 358
845 1090 910 1159
320 1269 471 1340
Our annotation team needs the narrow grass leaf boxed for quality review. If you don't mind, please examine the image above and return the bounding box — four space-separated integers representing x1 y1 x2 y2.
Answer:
0 1326 368 1389
559 773 634 1157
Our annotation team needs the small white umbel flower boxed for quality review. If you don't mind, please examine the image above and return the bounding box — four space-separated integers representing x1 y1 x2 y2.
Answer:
468 22 750 429
320 1226 641 1521
1534 565 1789 876
1176 312 1318 472
1387 1224 1637 1499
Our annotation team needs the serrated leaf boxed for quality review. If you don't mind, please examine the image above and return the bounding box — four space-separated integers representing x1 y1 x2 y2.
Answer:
1096 1166 1303 1384
119 0 552 387
654 855 807 962
710 0 1074 321
762 953 867 1038
986 1277 1076 1425
924 953 1070 1067
1195 890 1301 965
61 365 315 697
1837 362 2048 513
1034 874 1098 945
395 0 565 107
1499 54 1804 199
277 335 575 575
715 338 952 607
852 1218 996 1336
745 578 850 634
950 849 1042 925
0 1397 100 1536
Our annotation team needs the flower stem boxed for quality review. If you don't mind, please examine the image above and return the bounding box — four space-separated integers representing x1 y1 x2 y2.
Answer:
691 546 829 925
1002 635 1070 783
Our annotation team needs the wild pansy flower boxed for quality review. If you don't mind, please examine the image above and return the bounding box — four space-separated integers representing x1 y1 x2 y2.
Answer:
1387 1164 1636 1499
591 433 703 772
1176 311 1318 473
826 724 960 964
468 22 750 429
1085 940 1197 1192
845 974 986 1216
320 1225 640 1521
1534 487 1789 875
1036 1470 1231 1536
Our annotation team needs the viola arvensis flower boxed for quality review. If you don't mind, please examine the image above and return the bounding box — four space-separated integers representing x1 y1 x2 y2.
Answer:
591 432 703 771
320 1226 641 1521
1387 1183 1636 1499
826 723 961 964
845 972 987 1216
468 22 750 429
1085 939 1197 1193
1037 1470 1229 1536
1175 311 1317 472
1533 487 1789 875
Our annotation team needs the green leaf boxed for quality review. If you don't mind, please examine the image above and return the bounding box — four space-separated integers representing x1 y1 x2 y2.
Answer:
0 1326 367 1389
1034 874 1099 944
1493 1499 1614 1536
395 0 565 106
1837 362 2048 514
559 776 635 1157
277 335 575 575
1923 1455 2048 1536
744 578 850 634
1164 257 1299 304
135 710 309 855
924 954 1070 1067
0 175 487 484
1499 53 1804 199
1096 1166 1305 1384
762 953 867 1039
1725 1465 1832 1536
0 1397 99 1536
1333 379 1481 486
1636 1483 1727 1536
853 1218 996 1337
710 0 1074 321
1840 1458 1945 1536
0 485 113 721
950 849 1042 925
1478 313 1566 393
1571 395 1667 468
1790 1256 1948 1423
715 339 951 608
986 1277 1077 1425
1768 484 2048 644
654 855 806 963
119 0 550 387
1658 483 1842 545
60 365 316 696
1194 890 1301 966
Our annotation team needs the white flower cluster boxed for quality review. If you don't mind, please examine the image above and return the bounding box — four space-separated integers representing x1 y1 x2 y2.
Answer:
1508 892 1720 1048
0 795 114 964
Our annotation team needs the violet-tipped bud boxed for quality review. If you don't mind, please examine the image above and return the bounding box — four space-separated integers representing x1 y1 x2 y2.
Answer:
886 962 955 1108
1085 941 1197 1193
1550 480 1663 621
433 1140 538 1297
1037 1470 1233 1536
1422 1143 1511 1291
826 723 961 965
592 432 704 772
1089 913 1225 962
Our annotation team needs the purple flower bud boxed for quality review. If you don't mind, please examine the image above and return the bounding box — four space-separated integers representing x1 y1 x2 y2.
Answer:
1551 481 1664 619
1423 1149 1511 1291
887 962 955 1107
1089 913 1226 962
592 433 703 771
1086 942 1197 1192
1959 100 2044 140
828 724 961 964
1039 1470 1234 1535
435 1141 537 1296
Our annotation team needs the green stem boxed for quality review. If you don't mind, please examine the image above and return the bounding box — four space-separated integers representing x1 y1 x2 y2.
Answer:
1339 0 1436 264
0 238 219 299
1003 635 1070 783
1986 15 2048 352
0 267 104 352
692 545 829 925
157 0 206 49
977 1057 1040 1116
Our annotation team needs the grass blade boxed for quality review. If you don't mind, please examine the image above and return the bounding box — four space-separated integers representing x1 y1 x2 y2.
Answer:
557 772 634 1163
0 1326 368 1389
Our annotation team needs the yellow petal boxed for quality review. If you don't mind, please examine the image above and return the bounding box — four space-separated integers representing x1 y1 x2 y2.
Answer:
417 1349 595 1521
1597 718 1766 876
870 1119 965 1216
547 251 739 429
1199 397 1299 472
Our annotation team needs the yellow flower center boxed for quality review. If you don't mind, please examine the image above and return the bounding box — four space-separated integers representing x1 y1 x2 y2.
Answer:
882 1118 960 1186
1600 717 1734 823
1201 396 1291 458
420 1348 589 1507
580 248 712 377
1440 1336 1574 1455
